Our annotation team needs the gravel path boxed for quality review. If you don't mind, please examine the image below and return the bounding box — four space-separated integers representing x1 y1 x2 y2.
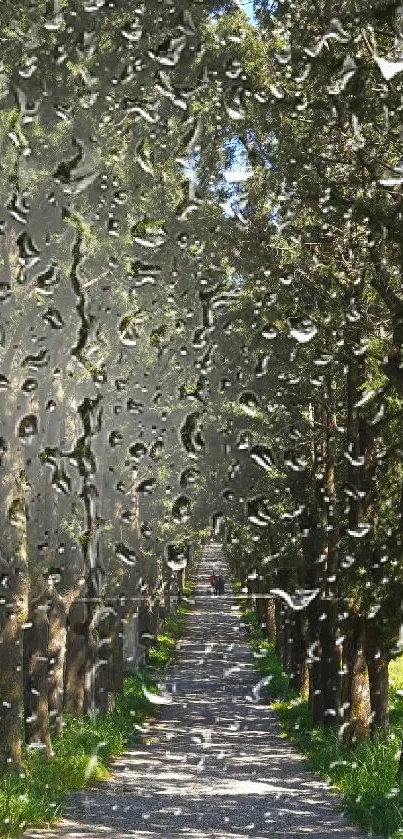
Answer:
26 543 370 839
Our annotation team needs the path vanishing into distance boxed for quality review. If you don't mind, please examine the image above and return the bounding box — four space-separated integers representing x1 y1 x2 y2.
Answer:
26 544 369 839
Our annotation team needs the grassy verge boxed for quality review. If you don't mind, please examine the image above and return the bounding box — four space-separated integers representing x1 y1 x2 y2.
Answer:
276 697 403 838
0 670 156 837
0 591 194 838
239 592 403 838
147 603 190 673
241 606 293 701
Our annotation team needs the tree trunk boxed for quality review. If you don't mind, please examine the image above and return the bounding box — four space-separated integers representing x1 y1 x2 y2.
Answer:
275 599 285 660
47 591 67 736
265 597 276 644
310 637 324 725
255 576 266 633
64 599 93 717
163 576 172 618
0 595 28 769
177 568 185 598
123 609 138 674
343 617 371 744
0 619 24 769
110 603 124 700
307 598 324 724
367 654 389 739
322 376 341 726
23 592 53 756
365 625 389 738
0 397 38 767
95 601 124 713
138 595 156 657
94 605 112 716
301 655 310 701
0 466 29 770
321 601 341 727
282 610 292 674
290 612 306 693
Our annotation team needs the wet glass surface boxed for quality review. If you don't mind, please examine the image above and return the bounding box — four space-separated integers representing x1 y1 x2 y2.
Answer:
1 2 403 837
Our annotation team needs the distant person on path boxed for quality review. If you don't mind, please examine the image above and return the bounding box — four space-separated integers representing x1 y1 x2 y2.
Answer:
209 572 218 595
218 574 225 595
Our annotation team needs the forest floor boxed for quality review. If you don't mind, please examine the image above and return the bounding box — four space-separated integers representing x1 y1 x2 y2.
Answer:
25 544 369 839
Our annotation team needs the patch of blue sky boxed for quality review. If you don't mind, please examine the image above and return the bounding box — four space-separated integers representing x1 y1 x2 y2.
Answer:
220 141 252 217
235 0 257 25
210 1 257 26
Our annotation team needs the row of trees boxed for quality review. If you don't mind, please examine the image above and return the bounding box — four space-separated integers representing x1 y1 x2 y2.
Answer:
198 0 403 749
4 0 403 779
0 0 241 769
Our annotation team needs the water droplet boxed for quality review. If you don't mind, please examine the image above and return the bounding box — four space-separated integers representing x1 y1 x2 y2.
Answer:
18 414 38 440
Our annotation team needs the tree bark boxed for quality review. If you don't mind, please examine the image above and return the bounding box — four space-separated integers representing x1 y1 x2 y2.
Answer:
367 653 389 739
94 604 113 716
343 617 371 743
110 603 124 699
301 655 310 701
138 594 156 657
123 609 138 674
163 575 172 619
310 637 324 725
283 612 293 674
321 601 341 727
275 599 285 660
23 591 53 756
255 575 266 633
0 616 25 769
47 590 67 736
64 599 93 717
265 597 276 644
0 547 29 770
365 625 389 738
306 595 324 724
290 612 307 693
321 376 341 726
95 601 124 713
0 467 29 770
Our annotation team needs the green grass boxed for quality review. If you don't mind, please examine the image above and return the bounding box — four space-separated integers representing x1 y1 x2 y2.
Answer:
147 605 189 672
237 587 403 838
0 594 193 838
0 670 155 837
276 698 403 838
240 605 292 701
146 575 194 672
389 656 403 695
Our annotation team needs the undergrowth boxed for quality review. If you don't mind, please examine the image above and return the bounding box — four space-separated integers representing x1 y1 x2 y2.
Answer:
0 585 193 838
238 586 403 838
